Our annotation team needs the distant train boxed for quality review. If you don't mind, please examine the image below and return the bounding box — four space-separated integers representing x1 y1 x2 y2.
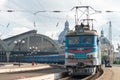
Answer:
22 54 65 64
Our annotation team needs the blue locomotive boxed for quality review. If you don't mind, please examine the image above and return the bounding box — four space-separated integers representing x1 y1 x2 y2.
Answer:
65 6 101 75
65 23 101 75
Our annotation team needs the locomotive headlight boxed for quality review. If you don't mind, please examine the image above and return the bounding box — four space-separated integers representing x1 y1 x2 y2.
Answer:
87 54 94 59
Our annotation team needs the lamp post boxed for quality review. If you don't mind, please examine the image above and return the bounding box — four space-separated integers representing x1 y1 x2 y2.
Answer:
29 46 38 53
29 46 38 65
29 46 38 55
14 40 25 66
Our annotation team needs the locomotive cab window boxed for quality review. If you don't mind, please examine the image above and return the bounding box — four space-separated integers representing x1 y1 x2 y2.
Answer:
82 36 93 44
68 36 80 44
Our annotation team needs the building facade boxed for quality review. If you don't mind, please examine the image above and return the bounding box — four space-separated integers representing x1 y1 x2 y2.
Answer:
99 29 114 63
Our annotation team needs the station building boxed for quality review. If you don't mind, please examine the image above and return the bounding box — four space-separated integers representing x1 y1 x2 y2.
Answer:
99 29 114 63
0 30 62 62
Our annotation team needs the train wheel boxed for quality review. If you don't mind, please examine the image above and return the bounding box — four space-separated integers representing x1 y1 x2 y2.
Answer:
92 67 96 74
67 68 73 75
96 65 101 73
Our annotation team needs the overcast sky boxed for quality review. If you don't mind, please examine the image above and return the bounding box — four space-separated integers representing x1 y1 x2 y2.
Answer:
0 0 120 50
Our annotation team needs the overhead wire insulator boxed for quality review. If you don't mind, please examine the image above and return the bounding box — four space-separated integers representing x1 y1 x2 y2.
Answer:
52 10 62 13
106 11 114 12
7 10 14 12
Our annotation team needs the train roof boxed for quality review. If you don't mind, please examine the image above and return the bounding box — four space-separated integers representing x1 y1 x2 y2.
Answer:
66 29 98 36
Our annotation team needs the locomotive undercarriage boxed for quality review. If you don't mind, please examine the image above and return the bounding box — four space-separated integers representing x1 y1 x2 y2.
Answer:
66 65 101 75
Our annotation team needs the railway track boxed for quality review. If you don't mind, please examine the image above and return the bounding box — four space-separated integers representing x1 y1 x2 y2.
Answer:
84 68 103 80
59 67 103 80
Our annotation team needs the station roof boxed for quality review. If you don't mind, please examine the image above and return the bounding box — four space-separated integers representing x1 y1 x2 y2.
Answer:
3 30 37 42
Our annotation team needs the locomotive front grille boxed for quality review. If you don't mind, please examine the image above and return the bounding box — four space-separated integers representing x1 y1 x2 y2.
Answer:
77 62 85 67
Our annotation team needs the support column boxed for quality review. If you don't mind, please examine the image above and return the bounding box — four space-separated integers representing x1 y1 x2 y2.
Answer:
27 36 30 49
6 51 10 62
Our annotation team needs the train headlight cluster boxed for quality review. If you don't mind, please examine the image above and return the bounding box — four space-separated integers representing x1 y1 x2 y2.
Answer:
87 54 93 59
77 62 85 67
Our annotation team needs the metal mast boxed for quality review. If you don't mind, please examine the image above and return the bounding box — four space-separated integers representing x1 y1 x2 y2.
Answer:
109 21 112 44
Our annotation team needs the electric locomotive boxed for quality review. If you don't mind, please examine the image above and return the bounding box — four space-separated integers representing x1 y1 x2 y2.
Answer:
65 22 101 75
65 6 101 75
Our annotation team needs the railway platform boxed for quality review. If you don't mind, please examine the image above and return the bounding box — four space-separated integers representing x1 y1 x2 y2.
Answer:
0 62 51 73
0 63 66 80
97 64 120 80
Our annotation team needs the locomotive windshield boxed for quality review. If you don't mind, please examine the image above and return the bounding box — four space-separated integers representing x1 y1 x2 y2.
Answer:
67 35 95 45
82 36 93 44
68 36 79 44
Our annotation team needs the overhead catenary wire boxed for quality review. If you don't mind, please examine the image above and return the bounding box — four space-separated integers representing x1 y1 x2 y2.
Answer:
0 9 72 20
8 0 70 28
1 8 118 23
3 1 117 29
